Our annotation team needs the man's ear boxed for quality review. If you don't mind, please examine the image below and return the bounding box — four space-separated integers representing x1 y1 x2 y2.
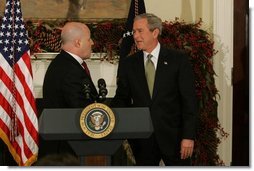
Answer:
152 28 160 38
75 39 81 48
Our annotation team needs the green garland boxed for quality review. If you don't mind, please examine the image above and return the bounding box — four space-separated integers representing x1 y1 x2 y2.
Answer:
24 19 228 165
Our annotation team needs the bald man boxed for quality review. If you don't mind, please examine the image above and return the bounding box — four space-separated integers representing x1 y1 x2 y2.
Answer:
43 22 97 108
40 22 98 158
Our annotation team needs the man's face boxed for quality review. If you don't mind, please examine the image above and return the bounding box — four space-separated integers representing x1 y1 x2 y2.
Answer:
133 18 158 52
79 25 94 60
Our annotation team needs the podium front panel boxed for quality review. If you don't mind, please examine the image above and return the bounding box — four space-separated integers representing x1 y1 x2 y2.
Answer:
39 107 153 140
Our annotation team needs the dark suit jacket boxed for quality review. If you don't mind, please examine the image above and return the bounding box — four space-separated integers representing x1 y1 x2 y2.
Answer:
40 50 98 158
111 46 198 156
43 50 98 108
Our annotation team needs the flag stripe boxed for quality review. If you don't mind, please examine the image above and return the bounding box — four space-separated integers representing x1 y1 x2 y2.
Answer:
0 55 38 137
0 101 22 164
0 106 12 133
0 69 38 144
22 51 33 76
0 122 22 165
0 81 38 164
0 80 37 148
16 54 37 114
0 69 38 149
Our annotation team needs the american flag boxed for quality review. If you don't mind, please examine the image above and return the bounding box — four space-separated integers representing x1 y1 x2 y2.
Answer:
0 0 38 166
117 0 146 77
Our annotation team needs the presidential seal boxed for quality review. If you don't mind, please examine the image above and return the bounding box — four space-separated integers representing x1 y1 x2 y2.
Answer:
80 103 115 139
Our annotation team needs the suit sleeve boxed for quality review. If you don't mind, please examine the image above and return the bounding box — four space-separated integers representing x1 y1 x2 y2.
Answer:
178 53 198 139
110 58 132 107
62 68 93 108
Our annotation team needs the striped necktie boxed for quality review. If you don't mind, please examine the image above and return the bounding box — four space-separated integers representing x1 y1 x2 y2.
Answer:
145 54 155 97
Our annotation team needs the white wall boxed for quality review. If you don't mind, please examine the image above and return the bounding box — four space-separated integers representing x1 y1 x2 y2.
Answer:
145 0 213 30
212 0 233 165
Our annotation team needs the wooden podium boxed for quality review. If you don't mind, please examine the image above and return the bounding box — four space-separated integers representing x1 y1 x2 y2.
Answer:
39 107 153 166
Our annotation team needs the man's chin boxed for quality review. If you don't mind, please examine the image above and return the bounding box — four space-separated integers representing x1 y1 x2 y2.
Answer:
136 46 143 51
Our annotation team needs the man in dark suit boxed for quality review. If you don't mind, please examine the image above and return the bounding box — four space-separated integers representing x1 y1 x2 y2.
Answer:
43 22 97 108
40 22 97 158
111 13 198 166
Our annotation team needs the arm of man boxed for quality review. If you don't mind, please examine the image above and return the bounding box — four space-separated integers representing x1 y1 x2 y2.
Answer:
110 58 132 107
62 69 94 108
178 53 198 159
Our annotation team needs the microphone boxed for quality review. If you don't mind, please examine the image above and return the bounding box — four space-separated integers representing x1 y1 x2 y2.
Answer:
82 79 91 100
97 78 108 101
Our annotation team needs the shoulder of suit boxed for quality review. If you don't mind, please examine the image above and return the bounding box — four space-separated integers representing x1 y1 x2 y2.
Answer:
120 52 141 65
54 51 81 64
161 47 189 60
161 46 186 56
48 55 81 75
159 47 190 65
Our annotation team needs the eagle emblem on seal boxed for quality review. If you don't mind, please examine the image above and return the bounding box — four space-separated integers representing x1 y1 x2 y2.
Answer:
80 103 115 139
90 112 106 130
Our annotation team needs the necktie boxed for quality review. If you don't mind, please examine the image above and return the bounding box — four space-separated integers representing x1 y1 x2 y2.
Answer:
82 61 90 76
145 54 155 97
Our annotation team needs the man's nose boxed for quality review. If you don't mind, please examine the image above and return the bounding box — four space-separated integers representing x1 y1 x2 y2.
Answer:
91 39 94 45
133 32 138 39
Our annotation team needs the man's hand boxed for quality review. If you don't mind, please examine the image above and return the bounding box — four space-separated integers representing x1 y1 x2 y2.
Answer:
180 139 194 159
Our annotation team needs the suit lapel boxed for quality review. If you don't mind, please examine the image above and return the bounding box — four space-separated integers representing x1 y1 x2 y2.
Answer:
135 52 151 101
152 48 167 100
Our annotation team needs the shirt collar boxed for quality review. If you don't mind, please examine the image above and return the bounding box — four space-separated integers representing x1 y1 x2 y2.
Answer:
143 43 160 60
65 51 83 65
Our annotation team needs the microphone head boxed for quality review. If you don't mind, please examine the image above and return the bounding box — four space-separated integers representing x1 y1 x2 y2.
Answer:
98 78 106 88
82 78 91 100
97 78 107 101
83 78 90 85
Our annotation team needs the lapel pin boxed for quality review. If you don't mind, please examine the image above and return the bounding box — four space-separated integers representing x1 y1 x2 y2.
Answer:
164 61 168 65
